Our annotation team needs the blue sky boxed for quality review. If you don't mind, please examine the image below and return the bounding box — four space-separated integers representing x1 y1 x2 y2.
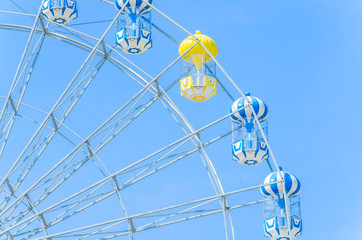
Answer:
0 0 361 239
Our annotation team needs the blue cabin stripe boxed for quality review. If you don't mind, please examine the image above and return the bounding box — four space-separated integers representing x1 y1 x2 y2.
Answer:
229 95 268 123
251 97 260 116
260 171 301 197
284 172 293 193
115 0 153 15
260 103 268 120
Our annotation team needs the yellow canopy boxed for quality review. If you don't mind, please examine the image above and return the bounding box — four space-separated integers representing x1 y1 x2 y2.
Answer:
179 30 218 63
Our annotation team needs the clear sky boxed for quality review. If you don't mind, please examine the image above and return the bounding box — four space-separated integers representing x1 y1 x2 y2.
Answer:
0 0 361 239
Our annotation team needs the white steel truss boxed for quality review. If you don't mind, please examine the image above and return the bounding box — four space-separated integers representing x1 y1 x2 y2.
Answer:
0 0 290 239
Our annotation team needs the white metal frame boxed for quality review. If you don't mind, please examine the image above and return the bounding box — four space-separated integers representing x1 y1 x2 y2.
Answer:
0 0 294 239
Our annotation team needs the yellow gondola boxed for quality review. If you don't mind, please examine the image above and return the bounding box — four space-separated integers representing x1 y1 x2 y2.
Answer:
179 30 218 102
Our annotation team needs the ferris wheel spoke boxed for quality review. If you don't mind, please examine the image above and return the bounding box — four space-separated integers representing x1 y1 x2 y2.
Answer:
0 29 47 165
15 182 114 239
1 102 245 225
0 22 161 96
1 88 150 220
0 14 184 204
5 182 115 238
0 1 294 238
0 99 104 217
86 43 200 153
0 130 54 211
5 125 55 193
53 130 230 233
2 125 83 200
74 220 128 240
106 127 231 194
1 194 49 239
4 151 89 226
74 199 220 240
2 121 232 238
161 94 255 240
0 183 41 227
91 94 158 152
158 96 225 201
4 91 166 229
158 93 235 239
147 38 227 195
0 1 44 127
0 113 14 139
16 186 121 239
3 156 88 225
0 2 135 210
153 75 230 226
0 71 170 224
0 6 266 237
138 198 219 231
24 184 268 240
85 72 189 145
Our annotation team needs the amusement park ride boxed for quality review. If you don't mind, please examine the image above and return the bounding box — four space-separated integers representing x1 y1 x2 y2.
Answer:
0 0 302 239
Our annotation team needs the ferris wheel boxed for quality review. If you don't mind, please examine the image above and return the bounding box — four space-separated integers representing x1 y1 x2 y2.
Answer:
0 0 303 239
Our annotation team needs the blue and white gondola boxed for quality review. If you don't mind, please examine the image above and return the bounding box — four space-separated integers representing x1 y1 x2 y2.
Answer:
115 0 153 55
261 170 302 240
41 0 78 25
230 93 269 166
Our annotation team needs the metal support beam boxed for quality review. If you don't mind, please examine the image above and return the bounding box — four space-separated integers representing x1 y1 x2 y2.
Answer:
24 194 33 210
223 196 229 210
0 2 132 213
24 193 50 238
50 113 58 131
156 80 161 97
9 97 17 114
0 108 246 235
112 176 119 191
25 188 269 240
0 220 13 240
39 17 47 34
129 218 135 233
85 140 93 157
101 40 108 58
39 214 48 229
5 179 14 194
0 0 45 125
2 107 244 234
0 1 289 238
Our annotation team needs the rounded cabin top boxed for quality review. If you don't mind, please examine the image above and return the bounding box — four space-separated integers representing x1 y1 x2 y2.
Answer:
179 30 218 62
229 94 268 123
260 170 301 198
115 0 153 15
